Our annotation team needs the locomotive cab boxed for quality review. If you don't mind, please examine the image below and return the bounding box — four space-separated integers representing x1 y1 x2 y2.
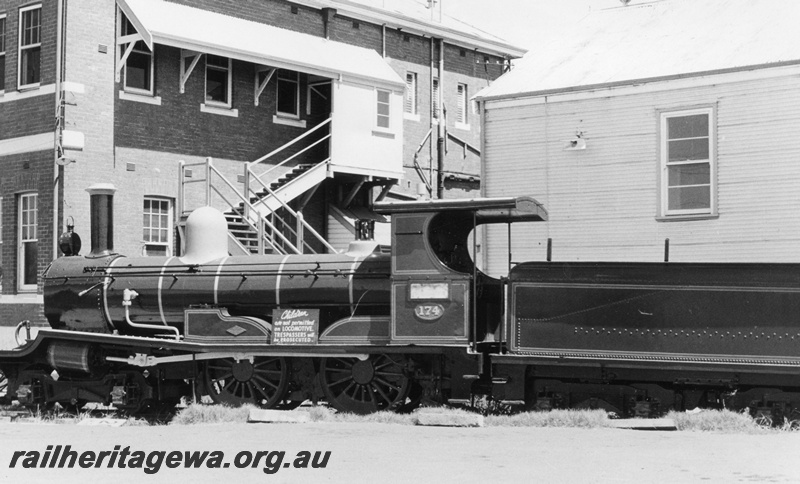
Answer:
374 197 547 347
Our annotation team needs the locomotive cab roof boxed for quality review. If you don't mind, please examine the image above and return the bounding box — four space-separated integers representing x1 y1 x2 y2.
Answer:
373 196 548 224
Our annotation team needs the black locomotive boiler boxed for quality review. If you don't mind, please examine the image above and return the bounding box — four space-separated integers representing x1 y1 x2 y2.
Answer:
0 191 799 421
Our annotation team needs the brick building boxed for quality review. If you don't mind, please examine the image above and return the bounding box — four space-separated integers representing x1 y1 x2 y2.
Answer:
0 0 524 323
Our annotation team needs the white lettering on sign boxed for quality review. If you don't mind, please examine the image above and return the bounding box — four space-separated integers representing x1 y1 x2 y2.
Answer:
281 309 309 319
414 303 445 321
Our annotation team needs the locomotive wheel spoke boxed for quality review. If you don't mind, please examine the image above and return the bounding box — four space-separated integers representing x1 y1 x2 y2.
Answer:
373 383 392 405
204 357 290 408
0 370 7 400
319 355 412 415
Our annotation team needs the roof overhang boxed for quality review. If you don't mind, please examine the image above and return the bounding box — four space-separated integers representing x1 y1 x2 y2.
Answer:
292 0 527 58
373 196 547 223
117 0 404 90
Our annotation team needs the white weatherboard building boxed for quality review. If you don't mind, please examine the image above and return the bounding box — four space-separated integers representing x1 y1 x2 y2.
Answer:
475 0 800 275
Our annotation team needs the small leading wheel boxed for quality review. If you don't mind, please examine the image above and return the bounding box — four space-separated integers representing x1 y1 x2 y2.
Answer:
319 354 411 414
204 357 289 408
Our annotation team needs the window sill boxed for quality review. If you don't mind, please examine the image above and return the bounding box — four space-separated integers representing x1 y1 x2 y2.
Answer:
454 122 471 131
201 103 239 117
404 113 420 122
371 130 396 139
119 90 162 105
656 213 719 222
0 293 44 304
18 83 41 92
273 115 306 128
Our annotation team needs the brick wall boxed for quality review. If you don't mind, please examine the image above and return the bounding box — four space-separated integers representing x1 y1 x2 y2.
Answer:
0 95 54 140
0 0 59 90
115 45 323 163
0 149 55 300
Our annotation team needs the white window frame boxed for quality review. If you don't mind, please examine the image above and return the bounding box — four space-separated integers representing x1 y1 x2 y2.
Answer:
455 83 469 130
659 107 716 218
0 14 7 93
17 192 37 292
142 197 173 257
18 4 42 90
120 15 154 96
404 71 418 120
375 88 391 131
204 54 232 108
276 69 300 118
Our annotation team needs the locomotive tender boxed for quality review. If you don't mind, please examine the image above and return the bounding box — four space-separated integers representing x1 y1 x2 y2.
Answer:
0 190 799 420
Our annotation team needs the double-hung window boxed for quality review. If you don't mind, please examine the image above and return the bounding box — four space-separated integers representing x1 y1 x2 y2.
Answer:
660 108 715 217
276 69 299 118
455 83 469 128
121 15 153 94
18 193 37 291
143 198 172 256
18 5 41 89
375 89 391 130
205 54 231 107
0 14 6 92
405 72 417 117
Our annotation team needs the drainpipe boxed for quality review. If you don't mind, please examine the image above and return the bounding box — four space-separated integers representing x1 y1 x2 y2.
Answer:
436 38 445 199
53 0 65 261
321 7 336 40
429 37 434 196
381 24 386 58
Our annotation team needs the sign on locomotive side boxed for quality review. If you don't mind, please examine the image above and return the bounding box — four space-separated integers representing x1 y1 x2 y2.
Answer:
272 309 319 345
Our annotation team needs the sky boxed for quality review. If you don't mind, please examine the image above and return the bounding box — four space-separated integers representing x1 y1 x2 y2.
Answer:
440 0 610 49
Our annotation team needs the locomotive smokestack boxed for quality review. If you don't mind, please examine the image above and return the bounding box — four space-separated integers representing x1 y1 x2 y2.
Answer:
85 183 116 258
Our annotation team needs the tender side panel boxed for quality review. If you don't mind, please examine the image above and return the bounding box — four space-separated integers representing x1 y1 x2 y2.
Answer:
510 262 800 364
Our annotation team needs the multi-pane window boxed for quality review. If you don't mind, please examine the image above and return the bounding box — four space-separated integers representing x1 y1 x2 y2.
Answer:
276 69 299 117
19 5 41 88
456 83 468 125
143 198 172 256
18 193 37 291
661 108 714 216
121 15 153 94
432 78 440 119
405 72 417 115
205 54 231 106
376 89 390 129
0 14 6 92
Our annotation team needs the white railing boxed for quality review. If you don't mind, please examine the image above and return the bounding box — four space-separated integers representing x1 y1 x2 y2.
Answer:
178 116 337 255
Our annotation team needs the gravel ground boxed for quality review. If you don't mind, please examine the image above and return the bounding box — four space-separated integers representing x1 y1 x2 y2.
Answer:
1 421 799 483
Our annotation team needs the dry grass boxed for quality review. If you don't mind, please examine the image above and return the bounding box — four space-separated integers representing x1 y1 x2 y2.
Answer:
170 403 256 425
171 404 613 428
667 409 798 433
485 409 611 428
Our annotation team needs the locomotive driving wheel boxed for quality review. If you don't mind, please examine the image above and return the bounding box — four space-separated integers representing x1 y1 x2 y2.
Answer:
0 369 8 404
319 354 411 414
204 357 289 408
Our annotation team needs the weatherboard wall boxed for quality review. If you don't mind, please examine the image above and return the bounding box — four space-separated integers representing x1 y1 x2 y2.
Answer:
481 72 800 276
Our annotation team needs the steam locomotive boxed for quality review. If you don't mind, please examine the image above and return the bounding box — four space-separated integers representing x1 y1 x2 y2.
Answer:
0 190 799 420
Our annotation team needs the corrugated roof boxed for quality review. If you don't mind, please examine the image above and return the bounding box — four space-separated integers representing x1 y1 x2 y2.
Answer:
118 0 404 89
477 0 800 101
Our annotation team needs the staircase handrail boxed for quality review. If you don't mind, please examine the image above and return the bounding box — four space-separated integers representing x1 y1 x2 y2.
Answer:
245 159 337 254
208 182 291 255
206 161 303 254
248 116 332 177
